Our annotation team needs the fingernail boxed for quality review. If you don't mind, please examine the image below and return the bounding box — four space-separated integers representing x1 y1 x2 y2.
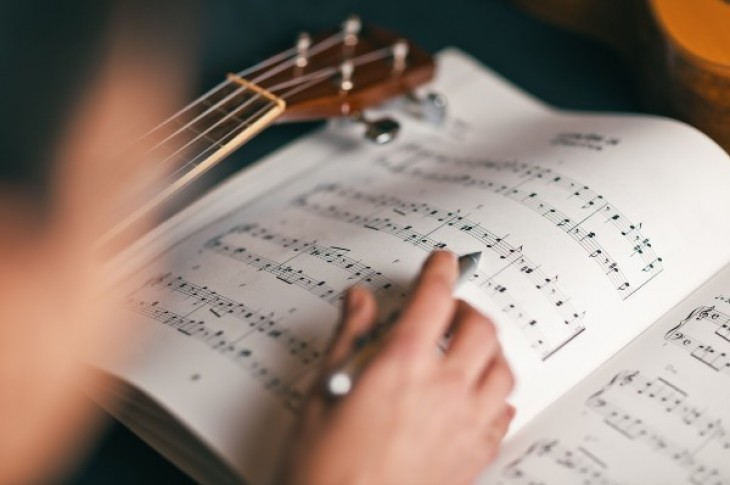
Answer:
434 249 456 262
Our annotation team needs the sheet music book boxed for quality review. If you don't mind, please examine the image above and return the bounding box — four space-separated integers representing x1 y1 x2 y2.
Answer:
92 48 730 484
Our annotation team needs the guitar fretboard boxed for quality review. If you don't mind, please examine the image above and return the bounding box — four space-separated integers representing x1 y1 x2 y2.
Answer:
144 79 284 188
101 78 285 246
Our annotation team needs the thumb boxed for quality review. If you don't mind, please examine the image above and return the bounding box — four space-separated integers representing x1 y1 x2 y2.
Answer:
324 286 378 368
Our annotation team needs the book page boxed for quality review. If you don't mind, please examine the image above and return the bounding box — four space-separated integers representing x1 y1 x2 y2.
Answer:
480 263 730 485
97 49 730 483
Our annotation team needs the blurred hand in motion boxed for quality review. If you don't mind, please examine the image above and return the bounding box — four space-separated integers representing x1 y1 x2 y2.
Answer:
281 250 515 485
0 2 198 481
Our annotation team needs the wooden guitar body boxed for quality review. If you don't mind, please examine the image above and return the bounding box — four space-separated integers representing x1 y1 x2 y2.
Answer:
512 0 730 153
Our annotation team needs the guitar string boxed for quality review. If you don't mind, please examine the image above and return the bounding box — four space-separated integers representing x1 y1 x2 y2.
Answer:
264 46 391 93
156 53 348 173
146 34 341 168
161 102 276 184
162 46 397 182
142 32 345 155
154 91 269 171
144 82 261 158
162 70 345 184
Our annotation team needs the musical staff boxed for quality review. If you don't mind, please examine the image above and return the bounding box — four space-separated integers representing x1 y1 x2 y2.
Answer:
551 132 622 151
127 295 307 411
217 223 404 296
148 273 322 362
469 270 547 354
469 269 584 358
294 183 586 360
500 439 621 485
585 370 730 484
594 371 727 441
205 236 342 303
204 225 405 307
515 192 631 293
665 306 730 375
376 143 664 299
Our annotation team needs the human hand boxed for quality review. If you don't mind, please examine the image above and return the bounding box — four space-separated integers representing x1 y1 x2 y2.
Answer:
280 251 515 485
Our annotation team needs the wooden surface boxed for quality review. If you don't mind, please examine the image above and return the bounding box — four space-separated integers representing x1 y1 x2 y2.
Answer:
512 0 730 153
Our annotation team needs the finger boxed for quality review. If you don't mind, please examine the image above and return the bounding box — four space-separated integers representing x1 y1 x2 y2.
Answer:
389 251 458 358
476 352 515 413
483 404 515 462
487 404 514 439
324 286 378 368
445 301 500 385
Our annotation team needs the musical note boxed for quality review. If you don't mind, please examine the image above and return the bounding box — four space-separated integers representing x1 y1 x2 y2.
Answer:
295 183 587 359
515 190 630 294
145 274 323 362
585 370 730 483
376 143 665 300
551 132 622 151
205 238 344 304
127 295 307 411
665 306 730 375
473 263 585 359
203 225 407 317
219 224 404 294
500 439 621 485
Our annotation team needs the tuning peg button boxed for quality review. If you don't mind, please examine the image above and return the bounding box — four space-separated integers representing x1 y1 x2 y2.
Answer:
340 60 354 92
343 15 361 46
392 39 409 72
295 32 311 68
353 113 400 144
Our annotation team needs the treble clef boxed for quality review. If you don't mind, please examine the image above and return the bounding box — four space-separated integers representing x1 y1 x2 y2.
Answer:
698 305 715 320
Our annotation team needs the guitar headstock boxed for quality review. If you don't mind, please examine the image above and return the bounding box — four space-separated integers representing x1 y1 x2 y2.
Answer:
241 17 436 123
99 18 439 248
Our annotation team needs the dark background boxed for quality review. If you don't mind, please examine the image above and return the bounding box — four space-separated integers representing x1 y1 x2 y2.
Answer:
3 0 643 482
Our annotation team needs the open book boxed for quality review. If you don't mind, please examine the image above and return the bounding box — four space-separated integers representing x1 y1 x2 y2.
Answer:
94 49 730 484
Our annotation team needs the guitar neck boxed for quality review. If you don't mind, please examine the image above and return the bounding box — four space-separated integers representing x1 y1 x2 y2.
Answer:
101 76 286 246
145 75 285 200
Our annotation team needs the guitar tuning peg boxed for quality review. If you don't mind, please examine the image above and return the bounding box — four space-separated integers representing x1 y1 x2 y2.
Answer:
295 32 311 68
404 91 447 125
352 112 400 144
342 15 361 47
